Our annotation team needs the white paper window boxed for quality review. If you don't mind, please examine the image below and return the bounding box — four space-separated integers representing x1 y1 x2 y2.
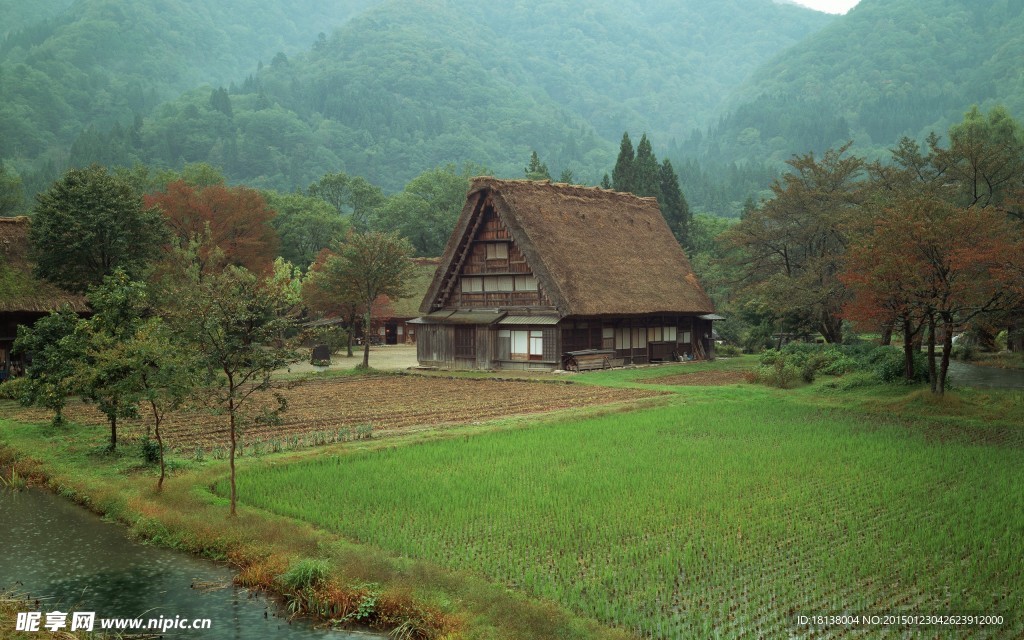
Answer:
648 327 663 342
682 331 691 344
615 328 629 350
512 330 528 355
529 330 543 356
397 326 404 335
602 328 614 339
514 275 538 291
486 243 508 259
665 326 677 341
498 329 511 338
461 277 483 293
631 328 647 349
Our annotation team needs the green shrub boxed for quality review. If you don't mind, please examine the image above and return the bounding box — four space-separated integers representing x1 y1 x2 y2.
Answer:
279 558 329 591
716 344 742 357
755 360 802 388
140 437 161 464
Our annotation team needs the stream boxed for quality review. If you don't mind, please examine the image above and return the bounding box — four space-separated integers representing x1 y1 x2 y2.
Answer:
0 487 384 639
945 360 1024 390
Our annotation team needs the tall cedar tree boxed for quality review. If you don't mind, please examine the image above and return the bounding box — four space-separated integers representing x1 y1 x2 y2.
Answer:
161 252 299 516
632 134 662 199
660 159 690 247
611 132 635 192
314 232 415 368
145 180 279 274
30 165 167 292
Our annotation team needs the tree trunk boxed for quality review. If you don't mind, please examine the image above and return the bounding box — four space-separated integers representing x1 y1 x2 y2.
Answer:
938 313 954 396
902 316 916 382
362 310 372 368
880 321 894 346
228 391 237 517
152 400 165 492
1009 315 1024 352
821 313 843 344
927 313 937 393
346 309 356 357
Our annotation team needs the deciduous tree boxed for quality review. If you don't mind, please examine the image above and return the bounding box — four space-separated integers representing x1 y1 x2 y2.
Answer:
723 144 864 344
312 232 415 369
145 180 278 274
161 256 300 515
30 165 167 292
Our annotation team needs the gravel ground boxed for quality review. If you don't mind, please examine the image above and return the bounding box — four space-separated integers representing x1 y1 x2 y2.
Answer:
282 344 420 374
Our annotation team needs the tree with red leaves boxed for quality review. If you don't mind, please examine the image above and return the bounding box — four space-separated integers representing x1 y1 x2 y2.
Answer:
145 180 279 274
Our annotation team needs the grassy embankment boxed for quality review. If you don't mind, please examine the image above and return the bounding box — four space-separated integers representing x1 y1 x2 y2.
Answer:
3 357 1023 638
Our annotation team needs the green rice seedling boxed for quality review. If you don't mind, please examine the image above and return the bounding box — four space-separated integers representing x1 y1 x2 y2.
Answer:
229 394 1024 638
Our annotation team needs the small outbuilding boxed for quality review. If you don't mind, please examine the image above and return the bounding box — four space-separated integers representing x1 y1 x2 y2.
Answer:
0 217 88 380
412 178 717 371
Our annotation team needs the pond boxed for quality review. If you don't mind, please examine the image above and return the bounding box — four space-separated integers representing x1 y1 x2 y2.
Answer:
0 487 384 639
945 360 1024 390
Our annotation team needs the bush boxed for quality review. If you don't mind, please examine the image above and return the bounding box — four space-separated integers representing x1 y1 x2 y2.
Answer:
140 437 161 464
755 359 802 388
279 558 329 591
716 343 742 357
754 342 930 387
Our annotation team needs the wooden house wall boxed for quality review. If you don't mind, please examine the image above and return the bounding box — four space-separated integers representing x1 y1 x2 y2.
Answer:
439 206 555 310
559 315 715 366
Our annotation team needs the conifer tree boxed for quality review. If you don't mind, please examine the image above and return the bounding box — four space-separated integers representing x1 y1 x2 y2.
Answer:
524 151 551 181
659 158 690 247
612 132 635 192
633 134 662 199
600 173 612 190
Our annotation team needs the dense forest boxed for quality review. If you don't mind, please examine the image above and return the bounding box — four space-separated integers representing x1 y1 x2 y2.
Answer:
686 0 1024 174
5 0 1024 217
1 0 831 199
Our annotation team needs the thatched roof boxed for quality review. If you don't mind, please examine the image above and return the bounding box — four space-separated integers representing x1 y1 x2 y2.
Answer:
0 217 89 313
388 257 440 318
422 178 714 317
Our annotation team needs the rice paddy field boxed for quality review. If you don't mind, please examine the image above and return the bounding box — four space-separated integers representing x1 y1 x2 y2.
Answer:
228 386 1024 639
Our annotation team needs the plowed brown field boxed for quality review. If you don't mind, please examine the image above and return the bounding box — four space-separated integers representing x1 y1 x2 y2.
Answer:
7 374 659 449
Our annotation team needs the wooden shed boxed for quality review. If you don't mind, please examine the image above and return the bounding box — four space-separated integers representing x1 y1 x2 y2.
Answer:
0 217 88 380
412 178 717 371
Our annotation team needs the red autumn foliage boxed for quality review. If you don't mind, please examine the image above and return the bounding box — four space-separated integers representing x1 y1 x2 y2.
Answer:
144 180 279 274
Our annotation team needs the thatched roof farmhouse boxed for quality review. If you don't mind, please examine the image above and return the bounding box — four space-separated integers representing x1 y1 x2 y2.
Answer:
414 178 718 371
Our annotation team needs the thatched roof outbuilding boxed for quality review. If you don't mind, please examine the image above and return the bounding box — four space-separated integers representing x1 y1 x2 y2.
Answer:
0 216 88 313
421 178 714 317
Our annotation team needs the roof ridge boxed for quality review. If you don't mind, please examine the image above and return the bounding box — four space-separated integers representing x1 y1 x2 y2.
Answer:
469 176 658 203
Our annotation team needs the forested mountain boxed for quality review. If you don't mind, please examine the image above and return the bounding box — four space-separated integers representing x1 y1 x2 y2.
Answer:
0 0 381 191
688 0 1024 169
2 0 833 197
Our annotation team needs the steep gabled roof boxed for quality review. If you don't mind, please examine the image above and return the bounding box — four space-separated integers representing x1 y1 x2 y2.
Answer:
0 217 89 313
422 178 714 317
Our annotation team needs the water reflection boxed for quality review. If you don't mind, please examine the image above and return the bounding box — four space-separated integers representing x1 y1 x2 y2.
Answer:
0 488 382 639
945 360 1024 390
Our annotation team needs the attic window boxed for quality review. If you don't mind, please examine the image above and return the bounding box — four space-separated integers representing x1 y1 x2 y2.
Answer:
486 243 508 260
461 277 483 293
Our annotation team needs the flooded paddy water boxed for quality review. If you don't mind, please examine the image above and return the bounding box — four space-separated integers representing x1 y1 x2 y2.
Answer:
0 487 382 639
